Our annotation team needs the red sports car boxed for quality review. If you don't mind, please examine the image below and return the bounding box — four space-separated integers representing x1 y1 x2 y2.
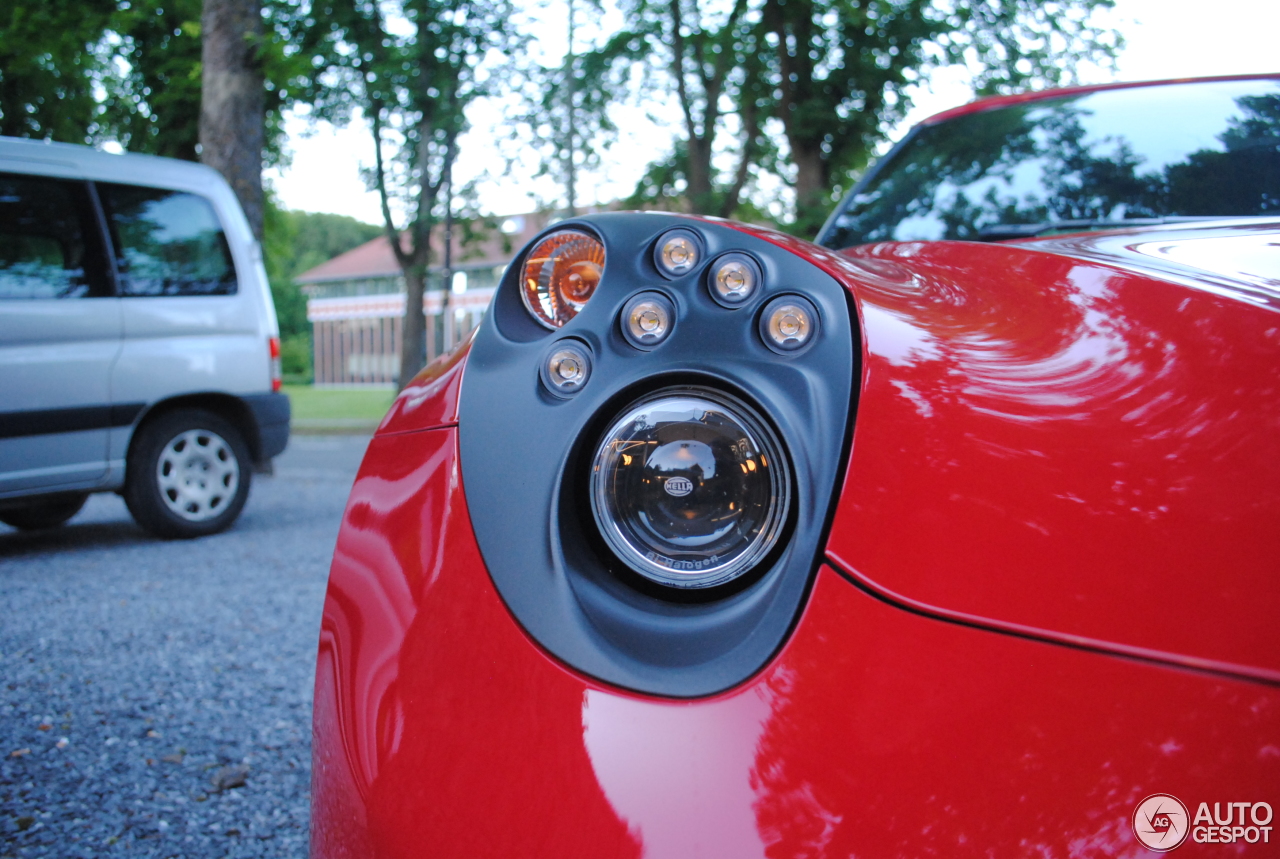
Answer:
312 75 1280 856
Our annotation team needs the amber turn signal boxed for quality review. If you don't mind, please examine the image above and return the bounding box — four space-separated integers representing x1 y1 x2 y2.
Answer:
521 230 605 329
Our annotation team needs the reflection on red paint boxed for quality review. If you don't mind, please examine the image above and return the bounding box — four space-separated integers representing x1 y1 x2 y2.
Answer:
376 333 474 435
313 421 1280 857
826 239 1280 680
584 688 772 857
313 428 640 859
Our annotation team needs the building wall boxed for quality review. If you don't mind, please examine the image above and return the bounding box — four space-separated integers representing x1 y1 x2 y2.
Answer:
307 287 496 386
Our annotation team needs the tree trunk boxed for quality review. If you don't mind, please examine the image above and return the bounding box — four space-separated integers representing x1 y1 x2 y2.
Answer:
399 266 427 390
791 142 830 239
199 0 264 240
685 135 715 214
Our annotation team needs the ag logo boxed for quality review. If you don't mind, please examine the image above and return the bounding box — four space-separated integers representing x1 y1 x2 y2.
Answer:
664 476 693 497
1133 794 1190 851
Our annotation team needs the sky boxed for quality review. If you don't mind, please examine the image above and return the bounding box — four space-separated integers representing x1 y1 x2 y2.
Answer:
266 0 1280 225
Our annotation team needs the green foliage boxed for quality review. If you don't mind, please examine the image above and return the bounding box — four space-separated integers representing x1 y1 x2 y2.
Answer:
0 0 310 164
279 334 313 382
0 1 117 140
761 0 1124 236
262 195 382 347
283 210 385 278
2 0 1125 246
102 0 203 159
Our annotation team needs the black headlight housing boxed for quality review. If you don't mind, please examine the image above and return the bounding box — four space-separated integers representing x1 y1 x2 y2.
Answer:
459 213 857 697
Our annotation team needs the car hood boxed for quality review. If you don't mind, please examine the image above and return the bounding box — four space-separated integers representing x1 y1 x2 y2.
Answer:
1018 218 1280 309
823 223 1280 682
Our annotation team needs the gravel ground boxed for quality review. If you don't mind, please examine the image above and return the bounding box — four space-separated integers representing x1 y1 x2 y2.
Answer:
0 434 370 859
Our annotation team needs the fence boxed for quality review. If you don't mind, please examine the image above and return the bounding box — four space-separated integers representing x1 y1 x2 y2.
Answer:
306 288 496 386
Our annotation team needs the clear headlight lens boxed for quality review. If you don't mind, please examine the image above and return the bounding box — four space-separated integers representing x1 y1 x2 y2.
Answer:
540 340 593 397
590 387 790 589
654 229 701 277
521 230 605 328
760 295 819 353
708 253 761 307
621 292 675 350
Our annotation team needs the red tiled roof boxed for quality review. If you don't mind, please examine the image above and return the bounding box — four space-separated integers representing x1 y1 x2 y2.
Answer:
295 212 560 285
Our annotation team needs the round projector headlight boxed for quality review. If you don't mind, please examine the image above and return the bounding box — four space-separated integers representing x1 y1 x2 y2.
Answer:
590 387 790 590
520 229 605 329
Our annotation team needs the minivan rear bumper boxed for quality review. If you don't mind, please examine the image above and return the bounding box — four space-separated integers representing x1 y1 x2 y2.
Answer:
243 392 291 461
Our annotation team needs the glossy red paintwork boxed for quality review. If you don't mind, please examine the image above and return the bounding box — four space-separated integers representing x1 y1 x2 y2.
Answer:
824 238 1280 682
373 329 473 434
1023 219 1280 309
918 73 1280 126
313 423 1280 858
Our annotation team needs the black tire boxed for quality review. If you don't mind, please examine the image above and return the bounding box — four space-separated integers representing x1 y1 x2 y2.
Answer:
124 409 252 539
0 493 89 531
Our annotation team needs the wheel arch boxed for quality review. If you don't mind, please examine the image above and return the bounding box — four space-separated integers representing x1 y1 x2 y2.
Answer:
127 393 265 467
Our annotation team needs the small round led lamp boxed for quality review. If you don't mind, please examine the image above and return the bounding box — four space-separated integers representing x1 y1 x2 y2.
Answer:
708 253 762 307
653 229 701 278
590 387 790 590
539 340 593 398
760 295 819 353
621 292 676 350
520 230 605 329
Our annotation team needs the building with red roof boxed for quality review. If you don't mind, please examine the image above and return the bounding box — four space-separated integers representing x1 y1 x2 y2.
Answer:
297 213 552 385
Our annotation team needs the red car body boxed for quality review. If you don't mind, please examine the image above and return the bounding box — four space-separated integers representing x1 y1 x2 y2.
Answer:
313 78 1280 857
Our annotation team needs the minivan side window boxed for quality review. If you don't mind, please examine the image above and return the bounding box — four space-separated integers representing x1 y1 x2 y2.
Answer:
98 182 237 296
0 173 111 300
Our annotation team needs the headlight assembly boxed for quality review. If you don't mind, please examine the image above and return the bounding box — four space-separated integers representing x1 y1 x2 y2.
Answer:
461 212 856 696
590 387 790 590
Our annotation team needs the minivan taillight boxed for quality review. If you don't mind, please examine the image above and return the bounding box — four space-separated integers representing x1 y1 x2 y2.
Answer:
269 336 282 392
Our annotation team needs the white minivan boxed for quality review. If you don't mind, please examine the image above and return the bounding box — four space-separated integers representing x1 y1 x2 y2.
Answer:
0 137 289 538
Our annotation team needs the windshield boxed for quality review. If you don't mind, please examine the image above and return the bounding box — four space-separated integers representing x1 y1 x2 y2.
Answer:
819 78 1280 248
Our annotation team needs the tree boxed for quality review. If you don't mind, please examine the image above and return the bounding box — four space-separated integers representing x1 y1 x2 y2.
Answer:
579 0 1119 234
549 0 772 219
509 0 623 217
629 0 775 218
200 0 267 239
103 0 204 160
305 0 517 389
0 2 117 140
761 0 1124 236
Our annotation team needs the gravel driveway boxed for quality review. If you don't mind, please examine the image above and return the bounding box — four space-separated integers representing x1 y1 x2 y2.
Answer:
1 434 370 858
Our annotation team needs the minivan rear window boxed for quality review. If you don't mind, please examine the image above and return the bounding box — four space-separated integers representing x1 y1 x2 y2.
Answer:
0 173 111 300
99 183 237 296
